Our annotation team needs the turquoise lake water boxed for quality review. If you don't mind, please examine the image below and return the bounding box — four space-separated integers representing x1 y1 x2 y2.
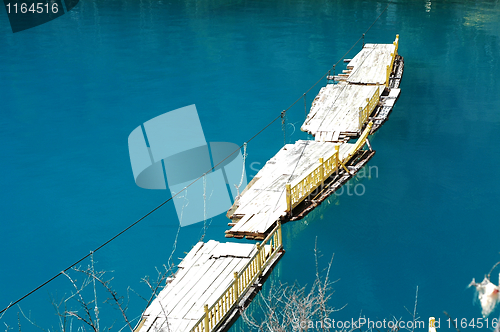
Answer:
1 0 500 330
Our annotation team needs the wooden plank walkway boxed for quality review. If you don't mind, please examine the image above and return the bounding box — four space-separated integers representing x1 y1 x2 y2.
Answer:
345 43 396 85
134 35 403 332
226 122 373 240
226 141 352 239
301 83 381 139
135 225 284 332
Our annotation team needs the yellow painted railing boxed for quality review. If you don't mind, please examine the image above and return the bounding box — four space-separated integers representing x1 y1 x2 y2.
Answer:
358 87 380 130
429 317 437 332
285 122 373 213
345 122 373 163
190 223 283 332
386 34 399 87
286 145 340 212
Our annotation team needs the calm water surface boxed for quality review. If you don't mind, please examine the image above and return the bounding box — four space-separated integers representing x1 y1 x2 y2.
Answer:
1 0 500 330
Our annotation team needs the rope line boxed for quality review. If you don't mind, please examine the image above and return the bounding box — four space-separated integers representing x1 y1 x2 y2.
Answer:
281 110 286 146
0 105 284 316
234 142 247 198
0 4 391 315
303 93 307 119
202 174 207 240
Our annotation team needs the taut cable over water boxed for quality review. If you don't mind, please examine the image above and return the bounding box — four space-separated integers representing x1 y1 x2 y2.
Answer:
0 4 393 318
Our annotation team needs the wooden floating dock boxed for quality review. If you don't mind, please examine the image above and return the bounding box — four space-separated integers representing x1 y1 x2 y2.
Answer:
339 38 398 85
135 225 283 332
301 83 382 140
226 140 352 239
313 35 402 141
225 123 373 240
135 35 404 332
225 35 403 240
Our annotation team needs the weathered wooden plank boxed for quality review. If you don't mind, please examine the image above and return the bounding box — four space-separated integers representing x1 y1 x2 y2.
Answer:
138 240 265 332
211 242 256 258
172 257 240 320
169 257 231 319
189 258 250 318
301 84 379 136
384 98 395 107
256 209 283 234
226 140 356 238
346 43 396 85
177 241 205 269
183 258 244 320
142 317 182 332
235 212 269 235
151 258 217 316
388 88 400 99
250 212 278 234
144 241 220 313
229 213 254 231
229 214 254 232
177 240 219 269
177 319 196 331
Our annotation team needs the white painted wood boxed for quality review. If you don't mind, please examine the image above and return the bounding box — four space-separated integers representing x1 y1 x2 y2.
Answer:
230 213 254 232
148 259 217 317
332 131 340 142
171 257 236 320
346 43 396 85
388 88 400 99
144 241 221 314
168 258 229 319
182 258 242 320
188 258 250 320
227 140 355 237
384 99 395 107
211 242 255 258
301 84 379 136
177 241 205 268
138 240 261 332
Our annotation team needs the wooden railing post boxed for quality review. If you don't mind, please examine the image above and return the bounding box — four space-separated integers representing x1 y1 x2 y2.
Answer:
358 106 363 130
334 145 340 175
233 272 239 302
204 304 209 332
386 65 390 87
277 222 283 248
319 158 324 188
285 183 292 215
256 243 262 275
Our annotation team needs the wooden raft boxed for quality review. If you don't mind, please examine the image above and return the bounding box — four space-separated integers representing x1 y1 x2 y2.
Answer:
370 54 405 134
133 35 403 332
135 226 284 332
301 83 382 140
389 54 404 89
226 140 356 240
343 43 397 85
